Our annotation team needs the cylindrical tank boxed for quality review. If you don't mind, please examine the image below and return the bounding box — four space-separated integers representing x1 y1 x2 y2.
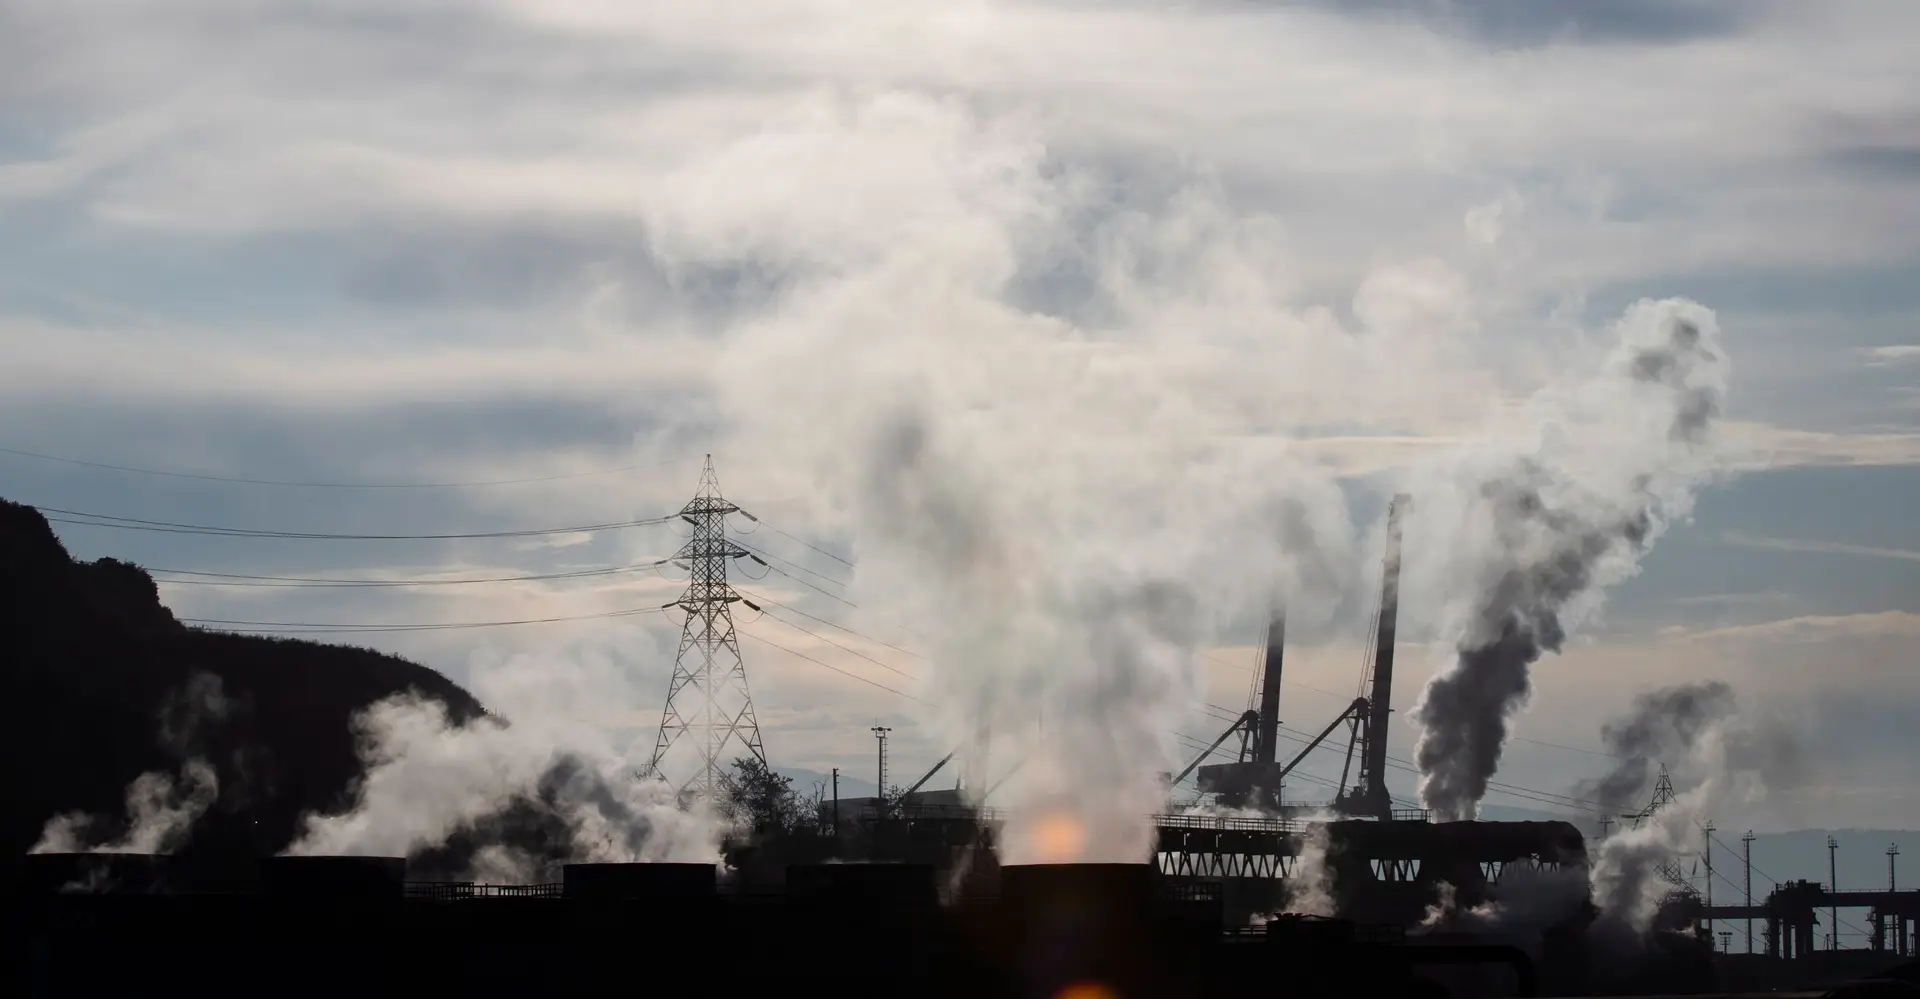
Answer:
999 863 1159 998
562 862 717 900
785 862 938 910
261 856 405 902
15 853 170 895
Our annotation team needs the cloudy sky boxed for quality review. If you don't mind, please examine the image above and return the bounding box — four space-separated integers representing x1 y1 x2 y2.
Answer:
2 0 1917 832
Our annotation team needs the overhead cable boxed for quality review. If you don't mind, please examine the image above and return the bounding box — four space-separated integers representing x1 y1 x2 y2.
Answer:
0 443 678 488
36 504 676 540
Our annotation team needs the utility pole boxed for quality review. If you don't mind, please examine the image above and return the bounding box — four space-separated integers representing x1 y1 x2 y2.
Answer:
1704 821 1715 943
647 455 767 800
832 768 840 855
1599 815 1613 840
1829 836 1839 951
1744 830 1757 955
1892 843 1905 957
872 727 892 863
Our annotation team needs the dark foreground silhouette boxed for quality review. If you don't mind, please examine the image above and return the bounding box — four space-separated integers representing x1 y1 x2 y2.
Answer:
0 498 484 860
6 856 1918 999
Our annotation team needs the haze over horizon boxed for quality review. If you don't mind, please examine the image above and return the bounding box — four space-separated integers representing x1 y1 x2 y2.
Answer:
3 0 1916 845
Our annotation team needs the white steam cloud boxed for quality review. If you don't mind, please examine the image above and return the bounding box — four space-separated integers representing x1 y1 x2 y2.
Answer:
690 95 1739 862
1280 814 1339 917
31 761 219 856
30 672 228 855
285 693 725 882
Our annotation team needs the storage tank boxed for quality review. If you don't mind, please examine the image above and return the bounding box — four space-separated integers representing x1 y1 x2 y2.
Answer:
785 862 938 910
999 863 1159 998
562 862 716 900
261 856 406 902
15 852 171 895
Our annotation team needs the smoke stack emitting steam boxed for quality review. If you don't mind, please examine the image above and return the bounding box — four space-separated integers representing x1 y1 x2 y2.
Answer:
1412 300 1728 820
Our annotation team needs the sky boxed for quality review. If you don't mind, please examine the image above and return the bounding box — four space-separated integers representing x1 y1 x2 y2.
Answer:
1 0 1917 836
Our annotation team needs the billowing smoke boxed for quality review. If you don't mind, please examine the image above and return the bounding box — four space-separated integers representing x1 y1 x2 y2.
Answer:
1411 301 1729 819
30 672 228 854
1577 681 1737 814
1280 816 1338 916
1583 680 1798 935
1418 865 1593 954
32 761 219 855
286 694 723 881
705 109 1416 864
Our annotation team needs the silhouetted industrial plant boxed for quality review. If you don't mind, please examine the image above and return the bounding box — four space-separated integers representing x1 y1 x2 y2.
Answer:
6 465 1918 999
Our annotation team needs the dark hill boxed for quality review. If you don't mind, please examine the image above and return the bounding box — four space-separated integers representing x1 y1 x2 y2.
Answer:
0 498 486 860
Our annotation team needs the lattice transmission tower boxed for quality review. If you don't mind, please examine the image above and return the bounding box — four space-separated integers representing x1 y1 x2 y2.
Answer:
647 455 767 800
1623 766 1699 896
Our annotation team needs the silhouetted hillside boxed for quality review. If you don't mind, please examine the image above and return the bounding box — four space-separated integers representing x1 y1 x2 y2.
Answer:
0 498 485 859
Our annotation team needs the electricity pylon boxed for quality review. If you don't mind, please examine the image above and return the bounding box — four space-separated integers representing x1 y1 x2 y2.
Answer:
647 455 766 801
1624 767 1698 895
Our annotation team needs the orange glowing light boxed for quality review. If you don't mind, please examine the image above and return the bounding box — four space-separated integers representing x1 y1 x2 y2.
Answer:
1054 983 1118 999
1031 811 1087 863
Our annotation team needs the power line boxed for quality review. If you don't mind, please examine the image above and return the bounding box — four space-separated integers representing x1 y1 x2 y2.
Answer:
0 443 679 488
1199 701 1604 814
734 508 854 567
738 587 924 660
1198 650 1350 702
1197 652 1621 759
734 538 847 589
35 504 676 540
738 630 926 703
1506 733 1624 759
149 561 669 588
749 603 921 682
182 606 659 634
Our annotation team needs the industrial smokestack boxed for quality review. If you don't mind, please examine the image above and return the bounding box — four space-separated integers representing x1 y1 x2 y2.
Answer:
1254 608 1285 765
1359 495 1409 818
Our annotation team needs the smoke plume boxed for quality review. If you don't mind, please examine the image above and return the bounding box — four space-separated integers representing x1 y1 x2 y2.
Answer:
1411 301 1729 819
1577 681 1736 814
1419 865 1592 949
1280 817 1338 916
29 672 229 854
1582 680 1798 935
286 694 723 881
709 135 1389 864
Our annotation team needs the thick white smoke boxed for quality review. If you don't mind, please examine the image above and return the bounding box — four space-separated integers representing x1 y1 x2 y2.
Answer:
29 672 228 855
1408 300 1730 820
702 100 1512 863
1279 813 1339 917
694 95 1743 862
286 693 725 881
31 760 219 855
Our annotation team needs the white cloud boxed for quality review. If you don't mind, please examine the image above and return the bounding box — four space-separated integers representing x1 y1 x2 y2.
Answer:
4 0 1919 835
1863 345 1920 366
1719 530 1920 564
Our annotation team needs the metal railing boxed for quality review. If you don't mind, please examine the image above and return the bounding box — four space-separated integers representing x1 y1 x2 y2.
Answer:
1151 813 1299 833
403 882 564 901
